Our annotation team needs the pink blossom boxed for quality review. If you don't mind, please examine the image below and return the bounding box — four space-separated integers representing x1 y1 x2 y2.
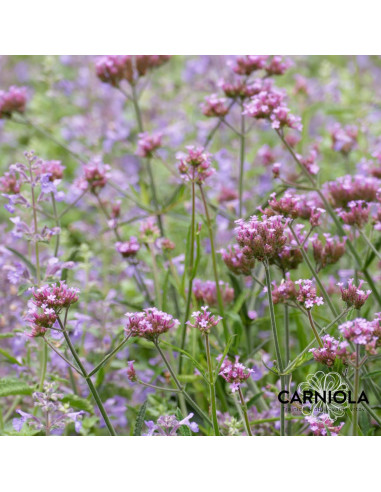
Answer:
187 306 222 334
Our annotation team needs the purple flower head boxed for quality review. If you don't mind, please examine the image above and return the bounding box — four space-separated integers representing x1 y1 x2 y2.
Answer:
32 282 80 312
305 414 344 436
187 306 222 335
192 278 234 306
268 273 298 305
339 318 380 354
310 335 353 366
218 355 254 392
337 200 370 228
201 94 229 118
125 308 179 342
115 237 140 259
75 160 111 193
234 214 288 263
0 171 21 194
144 413 199 436
330 123 358 155
137 132 162 158
311 233 346 270
220 244 255 276
295 279 324 309
139 218 160 242
337 278 371 310
177 146 215 184
232 55 268 76
0 86 28 118
127 360 137 382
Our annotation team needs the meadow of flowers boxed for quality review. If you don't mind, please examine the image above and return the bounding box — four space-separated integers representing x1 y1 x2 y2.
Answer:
1 55 381 437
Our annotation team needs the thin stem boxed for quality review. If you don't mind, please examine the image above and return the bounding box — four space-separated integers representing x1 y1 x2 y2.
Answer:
239 106 245 217
58 190 87 219
43 337 82 375
353 344 360 436
56 316 117 436
199 185 229 341
263 261 284 436
88 336 131 377
357 227 381 261
131 83 144 132
180 181 196 369
148 243 161 309
17 115 85 163
238 387 252 436
50 192 60 257
289 222 338 317
306 309 323 348
155 341 212 426
38 340 48 392
28 163 40 284
138 380 182 393
205 335 220 436
284 304 290 364
146 157 164 235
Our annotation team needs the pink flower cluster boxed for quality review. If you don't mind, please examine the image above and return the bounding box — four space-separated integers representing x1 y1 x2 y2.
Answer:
220 244 255 276
305 414 344 436
330 123 358 155
326 175 379 208
270 274 297 305
201 94 229 118
234 214 287 262
127 360 137 382
243 86 302 132
32 282 80 312
337 200 370 228
0 171 21 194
35 160 65 181
0 86 27 118
218 356 254 392
337 278 371 310
310 335 353 366
139 218 160 242
26 282 79 337
311 233 346 270
125 308 179 341
339 318 381 354
232 55 290 77
76 160 111 192
192 279 234 306
96 55 171 87
295 279 324 309
136 132 162 158
177 146 215 184
115 237 140 259
187 306 222 334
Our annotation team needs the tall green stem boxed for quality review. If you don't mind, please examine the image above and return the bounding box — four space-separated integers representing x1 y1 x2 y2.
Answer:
57 317 117 436
238 387 252 436
353 344 360 436
239 107 245 217
199 185 229 341
205 334 220 436
148 243 161 309
264 261 285 435
51 192 60 257
307 309 323 348
180 181 196 368
155 341 212 427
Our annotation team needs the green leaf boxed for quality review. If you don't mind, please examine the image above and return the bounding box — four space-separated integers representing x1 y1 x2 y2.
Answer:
6 246 37 278
246 391 265 409
160 340 208 383
133 400 148 436
0 333 15 339
0 378 34 397
362 370 381 379
0 348 22 366
61 394 94 414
